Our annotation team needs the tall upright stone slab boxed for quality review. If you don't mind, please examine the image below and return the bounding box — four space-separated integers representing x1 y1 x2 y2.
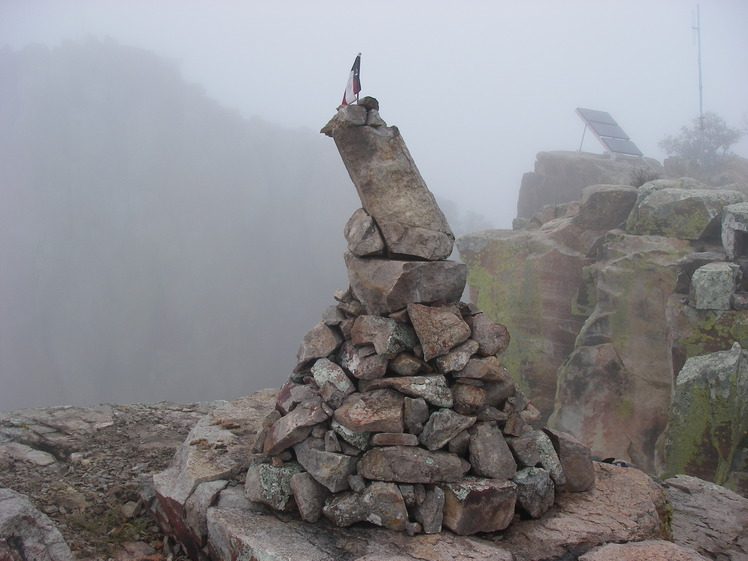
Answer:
323 103 455 261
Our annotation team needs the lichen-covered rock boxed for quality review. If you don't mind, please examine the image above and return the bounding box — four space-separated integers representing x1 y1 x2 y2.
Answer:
419 409 476 451
506 430 565 488
311 358 355 409
625 179 745 239
244 462 303 511
512 467 555 519
689 261 741 310
661 343 748 489
722 201 748 259
440 478 517 535
350 315 418 358
360 375 453 408
323 482 409 531
338 341 388 380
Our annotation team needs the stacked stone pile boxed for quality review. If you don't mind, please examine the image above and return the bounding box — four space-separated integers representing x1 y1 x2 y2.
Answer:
245 100 595 536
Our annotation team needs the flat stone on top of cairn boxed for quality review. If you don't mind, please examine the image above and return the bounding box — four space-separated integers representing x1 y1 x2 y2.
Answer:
247 99 595 536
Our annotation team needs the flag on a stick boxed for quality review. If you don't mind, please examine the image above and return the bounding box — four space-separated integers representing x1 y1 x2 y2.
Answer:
341 53 361 106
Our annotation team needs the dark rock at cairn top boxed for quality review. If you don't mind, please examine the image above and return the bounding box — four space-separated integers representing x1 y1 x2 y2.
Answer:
245 101 596 536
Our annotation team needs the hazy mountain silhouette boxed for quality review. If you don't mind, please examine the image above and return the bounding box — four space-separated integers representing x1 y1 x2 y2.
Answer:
0 37 363 410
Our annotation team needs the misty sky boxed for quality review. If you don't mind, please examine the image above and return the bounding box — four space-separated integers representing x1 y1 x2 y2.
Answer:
3 0 747 228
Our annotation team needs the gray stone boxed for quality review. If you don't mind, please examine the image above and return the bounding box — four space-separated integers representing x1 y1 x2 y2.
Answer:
543 428 595 493
468 421 517 479
185 479 228 541
207 504 513 560
293 439 359 492
506 430 566 488
345 253 467 316
662 343 748 488
663 474 748 561
433 340 480 373
454 356 511 382
290 472 330 523
263 397 331 456
322 304 346 326
448 430 471 457
403 397 429 435
689 261 741 310
0 488 75 561
275 380 319 415
0 442 57 466
512 467 555 519
350 315 418 358
371 432 419 446
576 184 639 231
361 375 453 407
330 418 370 451
323 482 409 531
333 389 404 433
244 462 303 512
311 358 355 409
419 409 476 451
344 208 386 257
451 382 487 415
408 303 471 362
327 118 455 260
440 478 518 535
338 341 388 380
465 313 511 357
413 486 445 534
152 390 277 558
295 322 344 371
579 540 710 561
360 446 471 483
722 202 748 260
625 179 745 239
389 352 431 376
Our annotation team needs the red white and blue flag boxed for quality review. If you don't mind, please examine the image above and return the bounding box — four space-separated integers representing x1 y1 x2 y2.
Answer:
341 53 361 106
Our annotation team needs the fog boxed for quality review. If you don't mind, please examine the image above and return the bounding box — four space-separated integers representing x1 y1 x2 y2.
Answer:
1 1 747 411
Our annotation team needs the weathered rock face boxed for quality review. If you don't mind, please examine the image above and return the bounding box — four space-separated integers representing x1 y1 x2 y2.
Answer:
0 488 75 561
663 474 748 561
625 178 746 239
459 175 748 492
660 343 748 490
516 150 664 219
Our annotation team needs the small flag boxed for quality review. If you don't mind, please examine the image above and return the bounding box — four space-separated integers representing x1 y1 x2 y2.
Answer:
341 53 361 106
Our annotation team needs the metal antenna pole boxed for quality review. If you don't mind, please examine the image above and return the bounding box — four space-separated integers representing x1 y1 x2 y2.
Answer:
693 4 704 162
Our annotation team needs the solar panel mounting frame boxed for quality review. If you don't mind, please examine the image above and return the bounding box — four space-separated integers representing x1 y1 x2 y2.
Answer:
576 107 643 158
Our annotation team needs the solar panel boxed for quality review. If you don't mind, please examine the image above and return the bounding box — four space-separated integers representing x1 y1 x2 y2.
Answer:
576 108 642 157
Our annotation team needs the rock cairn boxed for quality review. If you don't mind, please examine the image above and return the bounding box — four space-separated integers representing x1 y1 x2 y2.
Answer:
247 99 595 536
